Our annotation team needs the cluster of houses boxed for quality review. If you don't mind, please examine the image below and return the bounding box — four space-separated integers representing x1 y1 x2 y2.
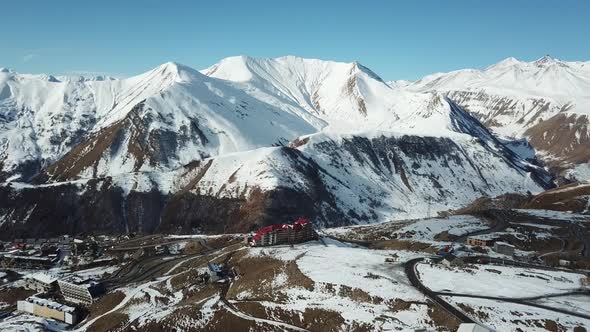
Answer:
0 236 74 269
246 218 318 247
0 235 120 270
466 235 516 256
435 234 517 268
17 272 105 325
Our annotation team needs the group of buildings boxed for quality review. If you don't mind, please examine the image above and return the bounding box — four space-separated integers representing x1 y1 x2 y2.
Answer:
0 235 106 270
466 235 515 256
17 296 78 325
17 272 105 325
247 218 318 247
436 234 517 268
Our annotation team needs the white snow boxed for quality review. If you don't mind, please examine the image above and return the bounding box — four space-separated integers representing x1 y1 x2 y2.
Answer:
515 209 590 222
417 263 587 297
406 56 590 112
401 56 590 180
535 295 590 316
444 296 590 331
566 164 590 182
247 239 434 330
389 215 488 243
0 313 70 332
0 56 553 224
512 222 560 230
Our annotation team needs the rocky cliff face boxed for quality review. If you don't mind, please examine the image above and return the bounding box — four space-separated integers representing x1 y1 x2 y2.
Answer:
0 130 551 239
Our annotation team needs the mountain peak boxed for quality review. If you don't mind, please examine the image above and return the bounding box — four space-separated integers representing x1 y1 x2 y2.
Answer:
203 55 386 85
534 55 560 66
352 61 385 82
156 61 191 73
486 57 521 70
151 61 203 82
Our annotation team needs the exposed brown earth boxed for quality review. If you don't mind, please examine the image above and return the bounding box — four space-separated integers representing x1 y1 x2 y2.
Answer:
523 183 590 212
45 100 210 182
453 183 590 215
525 113 590 170
426 302 461 331
87 312 129 332
450 193 531 215
86 291 125 320
226 254 313 303
0 287 35 306
45 120 126 182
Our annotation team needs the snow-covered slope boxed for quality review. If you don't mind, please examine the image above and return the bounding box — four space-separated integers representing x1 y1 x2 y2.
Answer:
0 62 319 182
401 56 590 179
0 56 555 237
159 98 551 229
203 55 479 136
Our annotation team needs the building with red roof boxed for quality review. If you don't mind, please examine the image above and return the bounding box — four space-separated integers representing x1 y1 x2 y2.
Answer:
249 218 317 246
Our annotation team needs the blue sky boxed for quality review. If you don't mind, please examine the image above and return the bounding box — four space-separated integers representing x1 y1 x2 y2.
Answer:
2 0 589 80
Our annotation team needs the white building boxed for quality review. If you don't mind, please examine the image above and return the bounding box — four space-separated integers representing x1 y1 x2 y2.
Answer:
58 276 104 306
17 296 77 325
23 273 58 293
493 242 515 256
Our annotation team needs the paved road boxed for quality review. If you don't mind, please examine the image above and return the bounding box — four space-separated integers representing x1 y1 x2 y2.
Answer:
105 241 236 287
407 256 590 323
435 292 590 320
404 258 475 323
322 234 370 247
454 209 512 243
514 289 590 301
109 238 189 251
104 254 184 286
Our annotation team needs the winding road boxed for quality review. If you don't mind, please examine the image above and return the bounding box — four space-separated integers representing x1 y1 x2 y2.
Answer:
404 257 590 324
404 258 475 323
105 240 232 287
453 209 511 243
435 291 590 320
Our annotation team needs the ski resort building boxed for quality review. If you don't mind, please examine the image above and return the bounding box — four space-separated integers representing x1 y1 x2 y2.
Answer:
23 273 58 293
58 276 104 306
0 254 55 269
249 218 318 247
441 253 464 267
17 296 78 325
493 242 515 256
466 235 496 247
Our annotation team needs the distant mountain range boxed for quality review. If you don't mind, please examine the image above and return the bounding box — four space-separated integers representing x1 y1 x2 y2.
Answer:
1 55 579 238
395 55 590 181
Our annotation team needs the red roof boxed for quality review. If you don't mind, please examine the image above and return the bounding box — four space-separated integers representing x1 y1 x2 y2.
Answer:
251 218 312 242
292 218 311 230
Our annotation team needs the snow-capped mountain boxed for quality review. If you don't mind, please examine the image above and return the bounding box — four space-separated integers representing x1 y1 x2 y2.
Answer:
1 62 319 182
0 56 553 238
399 56 590 180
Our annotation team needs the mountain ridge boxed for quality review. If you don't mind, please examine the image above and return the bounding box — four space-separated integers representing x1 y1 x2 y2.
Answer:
0 55 555 238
